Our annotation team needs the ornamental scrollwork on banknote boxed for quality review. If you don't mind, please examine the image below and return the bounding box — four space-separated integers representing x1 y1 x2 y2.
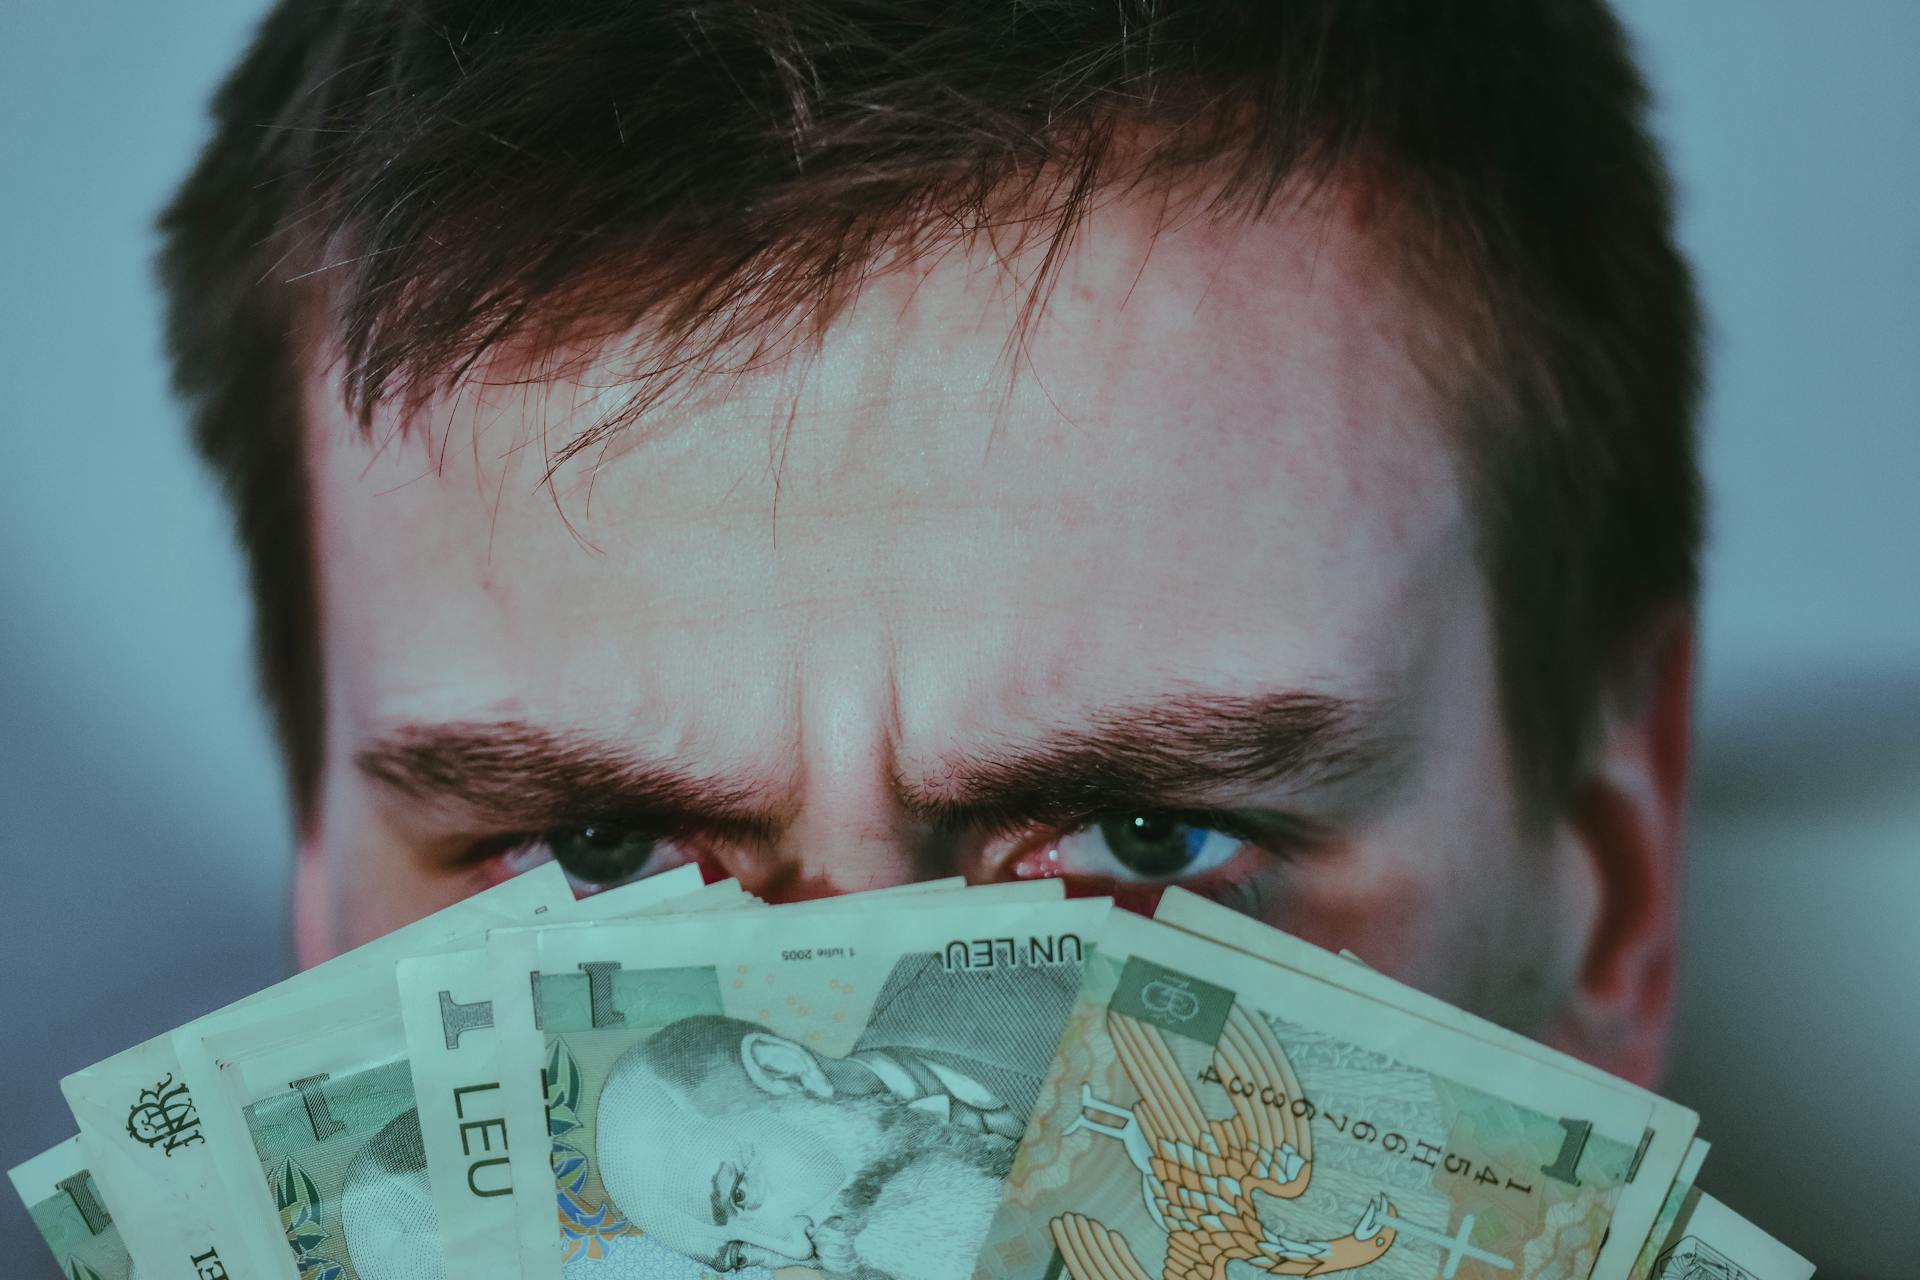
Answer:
274 1155 346 1280
547 1036 645 1263
125 1073 204 1157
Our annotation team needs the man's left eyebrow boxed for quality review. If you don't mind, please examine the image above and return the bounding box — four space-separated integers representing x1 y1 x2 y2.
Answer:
896 689 1405 830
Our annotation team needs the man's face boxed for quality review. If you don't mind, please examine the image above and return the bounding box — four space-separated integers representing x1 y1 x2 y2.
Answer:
595 1061 857 1270
595 1044 1008 1277
299 193 1604 1035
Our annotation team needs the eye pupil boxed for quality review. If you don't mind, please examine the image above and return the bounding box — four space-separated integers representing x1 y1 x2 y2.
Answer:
1098 814 1202 877
547 824 658 887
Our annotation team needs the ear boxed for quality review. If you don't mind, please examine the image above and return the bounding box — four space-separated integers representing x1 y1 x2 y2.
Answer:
739 1032 834 1098
292 831 333 971
1540 609 1695 1088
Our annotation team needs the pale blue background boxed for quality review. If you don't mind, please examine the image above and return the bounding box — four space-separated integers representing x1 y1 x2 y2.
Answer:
2 3 1915 1277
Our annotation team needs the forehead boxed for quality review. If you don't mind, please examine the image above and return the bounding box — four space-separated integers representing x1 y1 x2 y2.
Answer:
305 195 1473 762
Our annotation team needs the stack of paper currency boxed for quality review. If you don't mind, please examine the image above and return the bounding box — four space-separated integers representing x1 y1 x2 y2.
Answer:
12 864 1813 1280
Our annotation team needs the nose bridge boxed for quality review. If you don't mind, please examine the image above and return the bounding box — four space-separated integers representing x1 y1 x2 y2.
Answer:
739 624 938 902
759 800 937 901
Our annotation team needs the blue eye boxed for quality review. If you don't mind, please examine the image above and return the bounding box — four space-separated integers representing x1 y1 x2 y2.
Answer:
548 826 659 884
496 824 694 895
1052 815 1248 881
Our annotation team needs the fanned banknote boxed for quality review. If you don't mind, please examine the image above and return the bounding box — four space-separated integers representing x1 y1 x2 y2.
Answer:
974 911 1654 1280
487 893 1111 1280
161 866 587 1280
392 878 1027 1279
58 863 576 1280
396 876 747 1279
178 866 713 1280
1645 1191 1812 1280
24 864 1819 1280
1152 890 1701 1280
391 871 967 1274
1625 1140 1708 1280
9 1137 142 1280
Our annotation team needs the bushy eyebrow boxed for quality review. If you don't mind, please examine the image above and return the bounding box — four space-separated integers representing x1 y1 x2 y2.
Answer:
709 1165 729 1227
354 720 784 835
352 691 1402 834
895 691 1403 832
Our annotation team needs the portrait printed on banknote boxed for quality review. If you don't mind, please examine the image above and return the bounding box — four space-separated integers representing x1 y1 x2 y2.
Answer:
489 899 1107 1280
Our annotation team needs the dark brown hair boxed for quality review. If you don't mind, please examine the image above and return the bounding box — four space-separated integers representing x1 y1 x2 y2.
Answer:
160 0 1702 826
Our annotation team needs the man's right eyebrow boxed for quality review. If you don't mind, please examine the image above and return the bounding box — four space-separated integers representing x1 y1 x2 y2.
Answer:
353 720 781 836
709 1165 729 1227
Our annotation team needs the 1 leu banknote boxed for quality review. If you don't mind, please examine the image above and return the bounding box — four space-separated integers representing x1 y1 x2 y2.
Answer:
57 862 582 1280
486 893 1113 1280
174 865 721 1280
9 1136 142 1280
1150 889 1702 1280
396 877 751 1280
1150 895 1815 1280
17 876 1821 1280
973 909 1658 1280
1642 1189 1813 1280
1624 1138 1707 1280
396 879 1030 1280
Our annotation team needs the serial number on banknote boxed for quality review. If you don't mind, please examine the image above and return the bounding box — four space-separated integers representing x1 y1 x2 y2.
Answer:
1196 1064 1550 1199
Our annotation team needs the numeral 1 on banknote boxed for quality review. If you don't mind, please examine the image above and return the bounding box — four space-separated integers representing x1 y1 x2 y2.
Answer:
9 1136 151 1280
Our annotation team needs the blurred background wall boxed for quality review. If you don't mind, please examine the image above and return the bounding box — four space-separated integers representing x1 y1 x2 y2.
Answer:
1 3 1914 1277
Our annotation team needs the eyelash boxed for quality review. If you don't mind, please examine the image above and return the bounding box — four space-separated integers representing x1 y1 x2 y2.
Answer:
460 807 1325 893
457 821 697 894
1002 808 1320 874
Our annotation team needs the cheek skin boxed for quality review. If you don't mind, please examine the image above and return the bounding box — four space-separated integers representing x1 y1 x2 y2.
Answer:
1230 835 1571 1038
1262 862 1431 977
303 768 477 956
1203 596 1583 1040
338 847 468 948
766 1131 847 1211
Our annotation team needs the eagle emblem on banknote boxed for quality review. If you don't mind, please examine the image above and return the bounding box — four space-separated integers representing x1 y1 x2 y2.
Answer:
1048 1005 1396 1280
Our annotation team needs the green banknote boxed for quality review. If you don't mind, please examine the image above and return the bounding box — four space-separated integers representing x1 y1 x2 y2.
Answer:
1152 890 1700 1280
1624 1139 1707 1280
178 866 710 1280
487 893 1110 1280
974 911 1654 1280
59 862 575 1280
10 1137 144 1280
1645 1191 1812 1280
395 874 745 1279
393 869 966 1272
218 876 958 1280
62 1032 237 1280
